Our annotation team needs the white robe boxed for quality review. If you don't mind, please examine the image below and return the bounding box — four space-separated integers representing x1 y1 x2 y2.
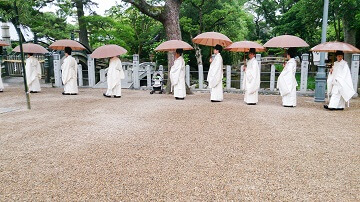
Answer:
25 56 42 92
243 57 260 104
277 58 298 106
106 57 125 96
170 56 186 98
327 59 355 108
0 72 4 91
61 55 78 94
207 53 223 101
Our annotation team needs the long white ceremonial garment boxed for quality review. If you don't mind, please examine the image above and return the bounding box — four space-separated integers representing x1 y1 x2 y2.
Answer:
207 53 223 101
243 57 260 104
327 59 355 108
170 56 186 98
0 72 4 91
25 56 42 92
61 55 78 94
106 57 125 96
277 58 298 106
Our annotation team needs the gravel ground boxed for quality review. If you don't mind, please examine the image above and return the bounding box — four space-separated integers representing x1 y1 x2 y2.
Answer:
0 86 359 201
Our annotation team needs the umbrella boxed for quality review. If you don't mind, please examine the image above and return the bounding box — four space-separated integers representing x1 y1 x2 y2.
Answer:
91 44 127 59
310 41 360 53
192 32 232 47
49 39 86 51
225 41 265 52
0 40 9 46
155 40 194 52
264 35 309 48
13 43 49 54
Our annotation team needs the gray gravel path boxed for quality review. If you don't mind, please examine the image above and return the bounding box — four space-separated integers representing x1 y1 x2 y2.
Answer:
0 87 359 201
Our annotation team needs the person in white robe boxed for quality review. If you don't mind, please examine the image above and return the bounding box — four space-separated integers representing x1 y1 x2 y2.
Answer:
103 56 125 98
0 70 4 92
207 44 223 102
243 48 260 105
170 48 186 100
61 47 78 95
324 50 356 110
25 53 42 93
277 48 298 107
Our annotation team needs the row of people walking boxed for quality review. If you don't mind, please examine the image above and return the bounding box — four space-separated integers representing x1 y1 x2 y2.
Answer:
0 45 356 110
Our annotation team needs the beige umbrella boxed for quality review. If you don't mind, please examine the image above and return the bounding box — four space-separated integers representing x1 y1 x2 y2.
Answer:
225 41 265 52
49 39 86 51
155 40 194 52
192 32 232 47
264 35 309 48
13 43 49 54
91 44 127 59
0 40 9 46
311 41 360 53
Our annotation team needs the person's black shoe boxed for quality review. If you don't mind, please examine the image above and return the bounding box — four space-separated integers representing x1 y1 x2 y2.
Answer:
0 90 3 93
103 93 111 98
324 105 339 111
247 103 256 105
175 97 184 100
62 92 70 95
284 105 294 107
211 100 221 102
70 93 77 95
114 96 121 98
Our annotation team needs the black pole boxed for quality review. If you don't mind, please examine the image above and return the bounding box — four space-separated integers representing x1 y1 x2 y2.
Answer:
14 1 31 109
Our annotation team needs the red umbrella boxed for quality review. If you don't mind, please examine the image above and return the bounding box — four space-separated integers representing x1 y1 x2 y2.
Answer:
91 44 127 59
155 40 194 52
192 32 232 47
311 41 360 53
0 40 9 46
264 35 309 48
13 43 49 54
49 39 86 51
225 41 265 52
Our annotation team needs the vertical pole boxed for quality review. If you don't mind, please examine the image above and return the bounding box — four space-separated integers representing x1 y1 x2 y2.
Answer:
198 64 204 89
270 64 275 91
186 65 190 86
14 1 30 109
77 64 83 87
132 54 140 89
53 54 62 87
87 54 95 87
159 65 164 79
146 65 151 89
226 65 231 91
240 63 245 90
256 54 262 89
314 0 329 102
351 54 359 96
300 54 309 93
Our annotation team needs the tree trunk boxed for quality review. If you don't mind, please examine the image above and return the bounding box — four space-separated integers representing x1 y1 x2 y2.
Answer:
343 18 356 64
74 0 90 50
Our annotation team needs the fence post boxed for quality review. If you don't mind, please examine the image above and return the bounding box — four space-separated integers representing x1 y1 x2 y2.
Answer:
87 54 95 87
146 65 151 89
186 65 190 86
99 69 106 83
240 62 245 90
351 54 360 96
133 54 140 89
270 64 276 91
226 65 231 90
300 54 309 93
198 64 204 89
159 65 164 79
53 53 62 87
78 64 83 87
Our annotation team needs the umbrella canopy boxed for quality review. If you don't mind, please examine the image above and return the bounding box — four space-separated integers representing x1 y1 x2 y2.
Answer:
91 44 127 59
264 35 309 48
225 41 265 52
49 39 86 51
310 41 360 53
155 40 194 52
0 40 9 46
192 32 232 47
13 43 49 54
